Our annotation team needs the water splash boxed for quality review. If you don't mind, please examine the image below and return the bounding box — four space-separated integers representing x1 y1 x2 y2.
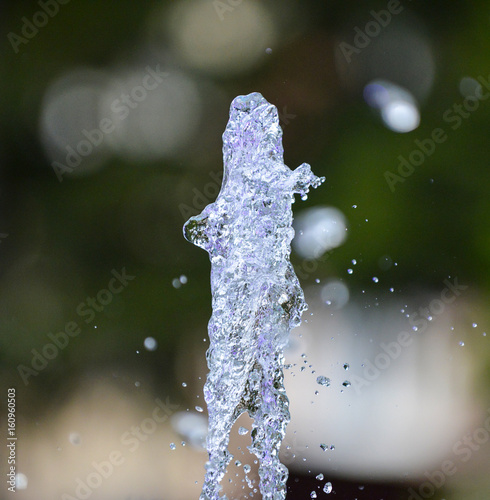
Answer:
184 92 324 499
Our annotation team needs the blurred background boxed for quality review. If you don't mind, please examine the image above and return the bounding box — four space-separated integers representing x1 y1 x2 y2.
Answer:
0 0 489 499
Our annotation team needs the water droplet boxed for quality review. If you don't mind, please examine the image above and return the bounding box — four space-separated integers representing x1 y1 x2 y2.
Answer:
372 277 379 283
389 287 394 292
351 259 357 265
144 336 158 351
330 445 335 450
179 274 188 284
172 278 181 289
182 382 187 387
316 473 324 480
235 460 242 467
316 376 331 387
358 485 365 490
343 363 349 371
170 442 176 450
342 380 351 387
310 491 317 498
15 473 28 490
347 268 353 274
352 205 357 208
181 441 186 446
135 381 140 387
244 464 251 474
472 323 477 328
69 433 81 446
238 426 249 435
459 341 465 347
320 443 328 451
315 278 320 283
323 482 333 494
195 406 203 412
265 47 272 55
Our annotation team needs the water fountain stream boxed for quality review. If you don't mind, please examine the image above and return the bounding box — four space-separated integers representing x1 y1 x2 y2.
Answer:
184 92 324 499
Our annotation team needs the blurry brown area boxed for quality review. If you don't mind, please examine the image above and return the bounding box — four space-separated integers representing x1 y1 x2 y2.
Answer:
0 0 489 499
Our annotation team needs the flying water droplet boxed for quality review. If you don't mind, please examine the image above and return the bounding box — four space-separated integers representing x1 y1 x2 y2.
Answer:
316 376 331 387
15 473 28 490
238 426 249 435
144 336 158 351
316 473 324 480
170 442 176 450
69 433 81 446
323 482 333 494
